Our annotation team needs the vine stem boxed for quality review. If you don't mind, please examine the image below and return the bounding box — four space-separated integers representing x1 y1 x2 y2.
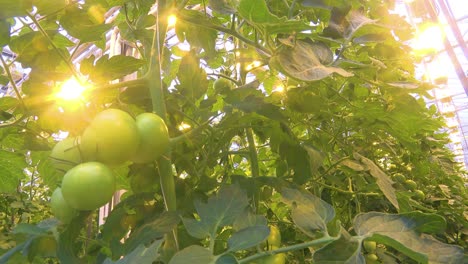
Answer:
238 235 337 264
148 0 179 255
246 128 260 210
0 54 26 110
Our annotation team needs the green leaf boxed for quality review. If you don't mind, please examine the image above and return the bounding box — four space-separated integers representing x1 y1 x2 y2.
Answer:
228 95 286 121
123 211 180 255
0 96 18 111
238 0 312 34
270 40 353 82
216 254 238 264
227 225 270 252
0 150 26 193
233 210 267 231
33 0 67 15
103 239 162 264
0 0 33 19
0 20 11 46
176 50 209 100
303 144 324 175
169 245 216 264
313 232 365 264
281 188 335 235
354 212 464 263
353 152 399 210
208 0 238 14
91 55 145 82
60 6 111 43
182 184 249 239
13 223 47 236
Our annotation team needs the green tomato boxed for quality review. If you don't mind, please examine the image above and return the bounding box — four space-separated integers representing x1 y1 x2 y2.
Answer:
213 78 233 93
363 240 377 253
392 173 406 183
61 162 115 210
50 187 77 224
50 137 82 175
404 179 417 191
413 190 425 200
266 225 281 248
80 109 140 166
131 113 170 164
365 253 379 263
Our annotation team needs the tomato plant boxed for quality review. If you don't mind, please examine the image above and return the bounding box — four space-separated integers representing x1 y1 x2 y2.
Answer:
0 0 466 263
61 162 116 210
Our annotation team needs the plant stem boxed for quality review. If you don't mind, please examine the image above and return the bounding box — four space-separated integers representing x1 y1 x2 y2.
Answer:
238 235 337 263
0 54 26 110
246 128 260 210
148 0 179 254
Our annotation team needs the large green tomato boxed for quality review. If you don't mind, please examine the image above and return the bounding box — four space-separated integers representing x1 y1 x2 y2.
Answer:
50 187 77 224
266 225 281 248
61 162 115 210
80 109 140 166
131 113 169 164
50 137 82 175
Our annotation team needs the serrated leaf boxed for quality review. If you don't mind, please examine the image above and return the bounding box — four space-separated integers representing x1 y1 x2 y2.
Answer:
123 211 180 255
0 20 11 46
0 0 33 19
233 210 267 231
208 0 238 14
0 96 18 111
227 225 270 252
0 150 26 193
345 10 378 39
92 55 146 82
387 82 420 89
103 239 162 264
183 184 249 240
353 152 399 210
354 212 464 263
303 144 324 174
60 6 111 43
169 245 216 264
281 188 335 235
313 234 365 264
34 0 68 16
238 0 312 34
13 223 47 236
341 159 366 171
176 50 209 100
270 40 353 82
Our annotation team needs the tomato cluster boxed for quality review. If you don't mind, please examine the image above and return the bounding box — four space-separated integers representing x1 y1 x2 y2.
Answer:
49 109 169 223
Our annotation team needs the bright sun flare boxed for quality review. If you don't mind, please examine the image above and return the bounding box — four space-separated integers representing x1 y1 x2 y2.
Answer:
412 24 444 53
167 15 177 27
56 78 87 101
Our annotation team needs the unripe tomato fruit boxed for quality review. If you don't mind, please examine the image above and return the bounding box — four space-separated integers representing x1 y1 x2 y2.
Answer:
50 187 77 224
61 162 115 210
266 225 281 248
213 78 233 93
413 190 425 200
80 109 139 166
50 137 82 175
363 240 377 253
131 113 169 164
392 173 406 183
365 253 379 263
262 253 286 264
404 179 417 191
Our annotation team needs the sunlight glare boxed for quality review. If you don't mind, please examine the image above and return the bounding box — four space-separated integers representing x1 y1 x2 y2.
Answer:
178 122 191 131
412 24 444 53
56 78 87 101
168 15 177 27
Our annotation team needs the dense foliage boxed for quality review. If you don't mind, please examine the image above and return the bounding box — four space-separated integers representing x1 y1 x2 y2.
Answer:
0 0 466 263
